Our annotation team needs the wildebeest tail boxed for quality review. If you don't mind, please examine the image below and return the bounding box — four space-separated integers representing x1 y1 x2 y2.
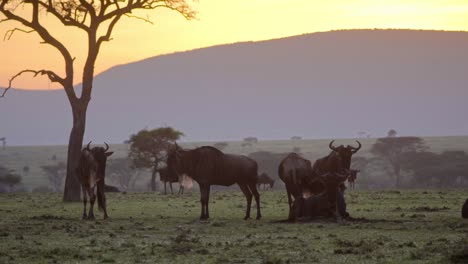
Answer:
97 182 106 211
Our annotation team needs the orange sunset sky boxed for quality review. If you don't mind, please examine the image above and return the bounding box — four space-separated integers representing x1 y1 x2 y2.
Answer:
1 0 468 90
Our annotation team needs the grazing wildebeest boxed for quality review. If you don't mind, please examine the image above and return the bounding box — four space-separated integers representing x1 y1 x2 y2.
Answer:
278 153 315 220
257 172 275 190
462 199 468 219
348 169 360 190
77 142 113 220
167 144 261 220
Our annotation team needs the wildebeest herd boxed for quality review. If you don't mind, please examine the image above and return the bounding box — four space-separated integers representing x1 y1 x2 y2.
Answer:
78 141 468 221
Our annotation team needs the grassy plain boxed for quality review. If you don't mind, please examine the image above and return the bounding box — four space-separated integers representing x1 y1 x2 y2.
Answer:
2 136 468 190
0 190 467 263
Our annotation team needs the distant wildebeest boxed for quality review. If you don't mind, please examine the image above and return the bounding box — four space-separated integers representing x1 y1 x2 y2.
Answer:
462 198 468 219
167 144 261 220
310 140 361 220
104 184 120 192
348 169 360 189
257 172 275 190
158 166 192 195
77 142 113 220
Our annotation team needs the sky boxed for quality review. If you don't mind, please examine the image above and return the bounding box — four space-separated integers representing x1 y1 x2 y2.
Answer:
1 0 468 90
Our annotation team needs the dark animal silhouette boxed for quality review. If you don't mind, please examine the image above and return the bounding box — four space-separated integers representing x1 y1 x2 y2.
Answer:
462 199 468 219
158 166 180 195
167 144 261 220
104 184 120 192
77 142 113 220
348 169 360 189
310 140 360 221
257 172 275 190
278 153 324 220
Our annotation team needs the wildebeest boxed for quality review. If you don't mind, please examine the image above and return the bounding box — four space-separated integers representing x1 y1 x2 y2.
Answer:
159 166 192 195
104 184 120 192
309 140 361 220
167 144 261 220
278 153 317 220
77 142 113 220
257 172 275 190
462 198 468 219
348 169 360 189
158 166 181 195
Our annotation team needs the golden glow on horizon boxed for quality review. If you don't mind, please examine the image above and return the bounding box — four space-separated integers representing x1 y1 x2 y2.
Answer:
1 0 468 89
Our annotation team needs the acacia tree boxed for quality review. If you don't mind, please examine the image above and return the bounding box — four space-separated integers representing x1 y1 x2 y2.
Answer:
127 126 183 191
370 136 427 188
0 0 195 201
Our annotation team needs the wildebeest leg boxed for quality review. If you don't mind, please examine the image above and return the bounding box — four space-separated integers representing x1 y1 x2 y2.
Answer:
87 187 96 220
239 184 253 220
82 185 88 220
164 181 167 195
285 184 294 220
199 184 210 220
178 185 184 195
248 183 261 220
169 182 173 195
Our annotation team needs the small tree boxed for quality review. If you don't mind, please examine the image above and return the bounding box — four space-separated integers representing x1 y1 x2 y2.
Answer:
370 136 427 188
41 162 66 192
127 127 183 191
387 129 398 138
22 165 30 177
243 137 258 144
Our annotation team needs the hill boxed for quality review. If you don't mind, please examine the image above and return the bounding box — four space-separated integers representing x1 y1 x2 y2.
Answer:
2 29 468 145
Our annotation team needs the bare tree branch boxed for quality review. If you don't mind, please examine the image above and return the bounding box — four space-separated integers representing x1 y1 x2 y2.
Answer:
3 27 34 40
0 69 65 98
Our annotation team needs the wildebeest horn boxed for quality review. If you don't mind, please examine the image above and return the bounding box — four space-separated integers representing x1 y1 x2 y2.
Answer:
329 140 338 151
86 141 92 151
351 140 362 153
104 142 110 152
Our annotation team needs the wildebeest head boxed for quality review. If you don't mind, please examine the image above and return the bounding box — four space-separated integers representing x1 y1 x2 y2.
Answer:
85 141 113 178
328 140 361 170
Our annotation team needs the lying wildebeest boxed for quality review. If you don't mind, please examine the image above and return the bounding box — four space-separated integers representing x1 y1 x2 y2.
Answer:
278 153 325 220
462 198 468 219
77 142 113 220
348 169 360 189
167 144 261 220
104 184 120 192
257 172 275 190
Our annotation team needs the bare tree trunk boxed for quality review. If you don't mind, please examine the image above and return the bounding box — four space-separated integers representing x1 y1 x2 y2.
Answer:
63 103 87 202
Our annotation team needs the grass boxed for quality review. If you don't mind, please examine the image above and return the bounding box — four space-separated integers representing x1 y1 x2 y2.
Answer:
2 135 468 190
0 190 467 263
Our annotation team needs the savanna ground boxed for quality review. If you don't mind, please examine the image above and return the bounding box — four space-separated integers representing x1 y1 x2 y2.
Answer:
1 190 467 264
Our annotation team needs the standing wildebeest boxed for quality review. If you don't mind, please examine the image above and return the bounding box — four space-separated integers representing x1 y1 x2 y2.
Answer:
257 172 275 190
348 169 360 190
462 198 468 219
158 166 180 195
310 140 361 220
77 142 113 220
278 153 316 220
167 144 261 220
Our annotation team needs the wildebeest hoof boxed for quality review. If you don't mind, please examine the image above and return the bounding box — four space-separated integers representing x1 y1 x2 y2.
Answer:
244 216 251 220
256 215 262 220
87 215 95 221
82 214 87 220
